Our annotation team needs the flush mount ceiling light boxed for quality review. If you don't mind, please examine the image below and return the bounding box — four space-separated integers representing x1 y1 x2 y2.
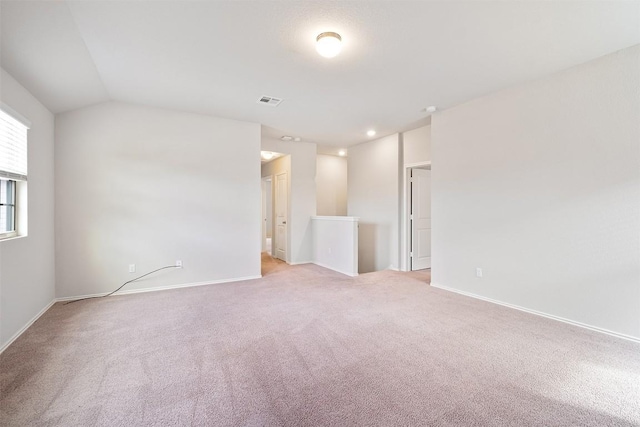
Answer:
316 32 342 58
338 150 346 156
261 151 274 160
281 136 293 141
367 130 376 137
426 106 437 113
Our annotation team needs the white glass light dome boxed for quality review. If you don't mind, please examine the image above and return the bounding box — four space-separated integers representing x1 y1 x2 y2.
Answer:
316 32 342 58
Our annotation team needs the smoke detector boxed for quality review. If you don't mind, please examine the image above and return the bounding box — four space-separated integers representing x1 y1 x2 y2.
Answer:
257 95 283 107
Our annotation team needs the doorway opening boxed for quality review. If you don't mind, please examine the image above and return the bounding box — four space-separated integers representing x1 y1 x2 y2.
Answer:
261 176 273 255
402 162 431 272
261 151 289 263
274 171 288 262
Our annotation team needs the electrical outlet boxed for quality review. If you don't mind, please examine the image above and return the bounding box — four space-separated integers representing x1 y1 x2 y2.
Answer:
176 260 183 268
476 267 483 278
129 264 136 273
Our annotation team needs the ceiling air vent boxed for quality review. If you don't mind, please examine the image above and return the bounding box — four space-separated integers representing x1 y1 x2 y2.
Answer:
257 95 283 107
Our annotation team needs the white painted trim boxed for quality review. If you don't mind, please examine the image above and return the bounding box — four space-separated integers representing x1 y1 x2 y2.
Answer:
311 216 360 222
56 275 262 302
313 261 359 277
0 232 22 242
274 170 290 264
387 266 400 272
288 261 313 266
1 102 32 128
0 299 55 354
401 161 432 272
404 161 432 169
431 283 640 344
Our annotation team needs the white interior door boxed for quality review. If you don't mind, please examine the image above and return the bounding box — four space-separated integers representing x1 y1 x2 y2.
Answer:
411 168 431 270
265 180 272 239
261 178 267 252
275 172 288 262
261 177 273 253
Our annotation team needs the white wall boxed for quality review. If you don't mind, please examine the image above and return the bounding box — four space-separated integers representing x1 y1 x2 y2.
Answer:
348 134 400 273
312 216 358 277
403 125 431 166
431 45 640 340
400 125 431 271
55 101 261 298
0 69 56 349
316 154 347 216
261 137 316 264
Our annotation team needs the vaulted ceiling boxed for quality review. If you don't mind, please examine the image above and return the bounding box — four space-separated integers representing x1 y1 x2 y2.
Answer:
1 1 639 146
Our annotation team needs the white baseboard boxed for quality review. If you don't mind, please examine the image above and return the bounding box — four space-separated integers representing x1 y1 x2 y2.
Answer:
431 283 640 344
288 261 313 266
0 299 56 354
56 275 262 302
312 261 358 277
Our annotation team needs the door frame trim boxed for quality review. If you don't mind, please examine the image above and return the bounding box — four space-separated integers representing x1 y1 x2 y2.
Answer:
261 176 273 253
400 161 431 272
274 171 289 263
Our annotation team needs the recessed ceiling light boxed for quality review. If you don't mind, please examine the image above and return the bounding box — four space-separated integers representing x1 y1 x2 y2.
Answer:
281 136 293 141
367 130 376 137
426 106 437 113
338 150 346 156
261 151 274 160
316 32 342 58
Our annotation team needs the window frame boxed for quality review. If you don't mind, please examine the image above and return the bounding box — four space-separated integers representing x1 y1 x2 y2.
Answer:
0 104 29 241
0 178 17 239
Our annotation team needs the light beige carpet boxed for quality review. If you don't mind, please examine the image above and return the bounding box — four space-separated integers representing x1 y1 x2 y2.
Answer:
1 254 639 426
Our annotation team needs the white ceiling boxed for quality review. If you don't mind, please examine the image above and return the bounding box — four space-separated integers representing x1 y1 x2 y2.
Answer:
2 1 639 146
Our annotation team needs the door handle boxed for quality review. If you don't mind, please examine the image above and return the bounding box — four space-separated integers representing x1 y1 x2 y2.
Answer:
283 221 287 224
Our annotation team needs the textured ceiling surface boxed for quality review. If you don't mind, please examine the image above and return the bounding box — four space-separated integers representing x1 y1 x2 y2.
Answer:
1 1 639 146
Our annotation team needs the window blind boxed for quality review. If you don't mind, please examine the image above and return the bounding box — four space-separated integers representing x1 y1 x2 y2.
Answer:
0 108 28 181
